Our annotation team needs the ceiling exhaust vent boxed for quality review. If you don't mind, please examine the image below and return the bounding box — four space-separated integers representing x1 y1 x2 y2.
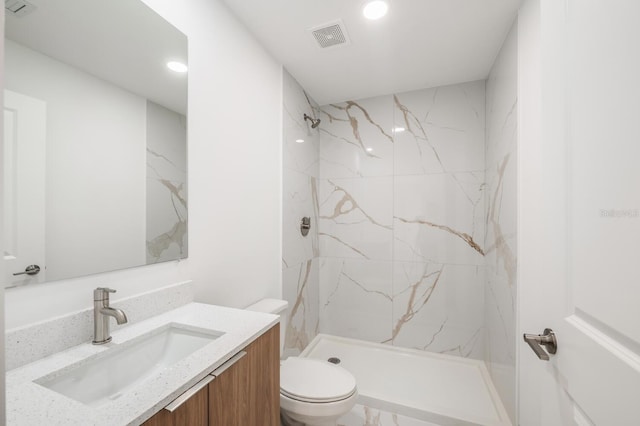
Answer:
5 0 36 17
309 20 350 49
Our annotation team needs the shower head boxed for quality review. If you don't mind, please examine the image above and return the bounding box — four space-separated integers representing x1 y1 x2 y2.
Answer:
304 113 321 129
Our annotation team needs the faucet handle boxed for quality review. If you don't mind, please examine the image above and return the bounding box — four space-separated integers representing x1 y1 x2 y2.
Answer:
94 287 116 300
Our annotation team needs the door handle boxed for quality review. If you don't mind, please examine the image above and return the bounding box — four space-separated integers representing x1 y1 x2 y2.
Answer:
13 264 41 276
523 328 557 361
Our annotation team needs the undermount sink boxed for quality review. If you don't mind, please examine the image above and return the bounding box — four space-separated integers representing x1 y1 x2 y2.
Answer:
36 323 224 407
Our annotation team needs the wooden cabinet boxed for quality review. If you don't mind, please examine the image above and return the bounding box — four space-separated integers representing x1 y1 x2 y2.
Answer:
244 323 280 425
142 384 208 426
209 324 279 425
143 324 279 426
208 350 248 424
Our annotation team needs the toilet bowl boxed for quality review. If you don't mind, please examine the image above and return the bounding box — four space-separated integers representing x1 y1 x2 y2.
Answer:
279 357 357 426
245 299 358 426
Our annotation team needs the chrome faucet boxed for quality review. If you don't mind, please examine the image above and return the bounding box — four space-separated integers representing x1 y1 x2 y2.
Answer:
92 287 128 345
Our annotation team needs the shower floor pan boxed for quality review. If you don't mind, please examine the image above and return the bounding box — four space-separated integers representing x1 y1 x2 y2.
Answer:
300 334 512 426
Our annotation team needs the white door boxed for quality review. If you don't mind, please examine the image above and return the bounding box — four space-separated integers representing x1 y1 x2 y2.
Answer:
3 90 46 287
519 0 640 424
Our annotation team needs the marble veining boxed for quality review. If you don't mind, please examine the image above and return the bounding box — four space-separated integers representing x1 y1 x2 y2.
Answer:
146 177 187 261
393 172 485 266
396 217 484 256
333 269 393 304
283 169 319 267
485 154 516 286
393 82 485 175
320 177 393 261
283 258 320 357
319 232 371 259
483 21 518 423
391 262 484 358
317 81 487 360
319 95 394 179
282 69 321 355
147 147 178 169
394 93 446 172
415 320 447 351
324 101 394 147
440 327 483 358
321 180 392 230
384 264 443 344
145 100 188 263
486 276 515 362
320 258 393 343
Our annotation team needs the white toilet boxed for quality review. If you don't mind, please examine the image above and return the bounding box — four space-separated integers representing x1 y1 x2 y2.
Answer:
246 299 358 426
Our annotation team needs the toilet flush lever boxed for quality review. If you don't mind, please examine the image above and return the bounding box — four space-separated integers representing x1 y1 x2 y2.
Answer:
523 328 557 361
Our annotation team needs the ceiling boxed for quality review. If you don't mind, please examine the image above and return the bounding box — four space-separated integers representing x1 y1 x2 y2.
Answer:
222 0 521 105
5 0 187 114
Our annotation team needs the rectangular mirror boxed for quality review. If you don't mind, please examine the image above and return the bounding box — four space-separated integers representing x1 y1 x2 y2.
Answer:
3 0 188 287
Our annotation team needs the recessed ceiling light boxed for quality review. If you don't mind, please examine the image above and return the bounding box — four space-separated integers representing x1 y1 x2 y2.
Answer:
393 127 406 133
363 1 388 20
167 61 188 73
295 139 305 144
366 147 374 152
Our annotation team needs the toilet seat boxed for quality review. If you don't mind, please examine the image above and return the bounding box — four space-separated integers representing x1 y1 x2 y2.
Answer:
280 357 357 403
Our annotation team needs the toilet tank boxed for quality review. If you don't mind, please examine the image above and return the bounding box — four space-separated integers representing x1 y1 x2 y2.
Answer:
245 299 288 357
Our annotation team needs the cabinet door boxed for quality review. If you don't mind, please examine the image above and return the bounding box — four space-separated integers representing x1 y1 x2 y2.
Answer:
209 324 280 426
245 324 279 425
142 382 208 426
208 350 249 425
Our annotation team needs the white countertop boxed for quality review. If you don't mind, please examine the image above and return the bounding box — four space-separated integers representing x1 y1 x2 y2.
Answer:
6 302 279 426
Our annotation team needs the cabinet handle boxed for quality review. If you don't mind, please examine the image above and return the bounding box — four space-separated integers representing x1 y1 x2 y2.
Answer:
164 375 215 413
162 350 247 413
210 351 247 377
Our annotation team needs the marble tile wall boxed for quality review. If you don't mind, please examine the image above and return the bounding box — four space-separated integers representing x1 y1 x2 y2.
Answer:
282 70 321 357
317 81 486 360
484 22 518 423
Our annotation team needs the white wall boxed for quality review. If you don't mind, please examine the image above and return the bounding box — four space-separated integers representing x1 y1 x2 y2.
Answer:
518 1 576 423
142 0 283 308
0 5 6 422
5 40 147 282
4 0 283 328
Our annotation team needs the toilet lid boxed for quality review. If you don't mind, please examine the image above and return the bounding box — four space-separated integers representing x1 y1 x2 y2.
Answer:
280 357 356 403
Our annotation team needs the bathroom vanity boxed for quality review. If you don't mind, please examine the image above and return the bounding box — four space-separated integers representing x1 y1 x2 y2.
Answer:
5 302 280 425
143 324 279 426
